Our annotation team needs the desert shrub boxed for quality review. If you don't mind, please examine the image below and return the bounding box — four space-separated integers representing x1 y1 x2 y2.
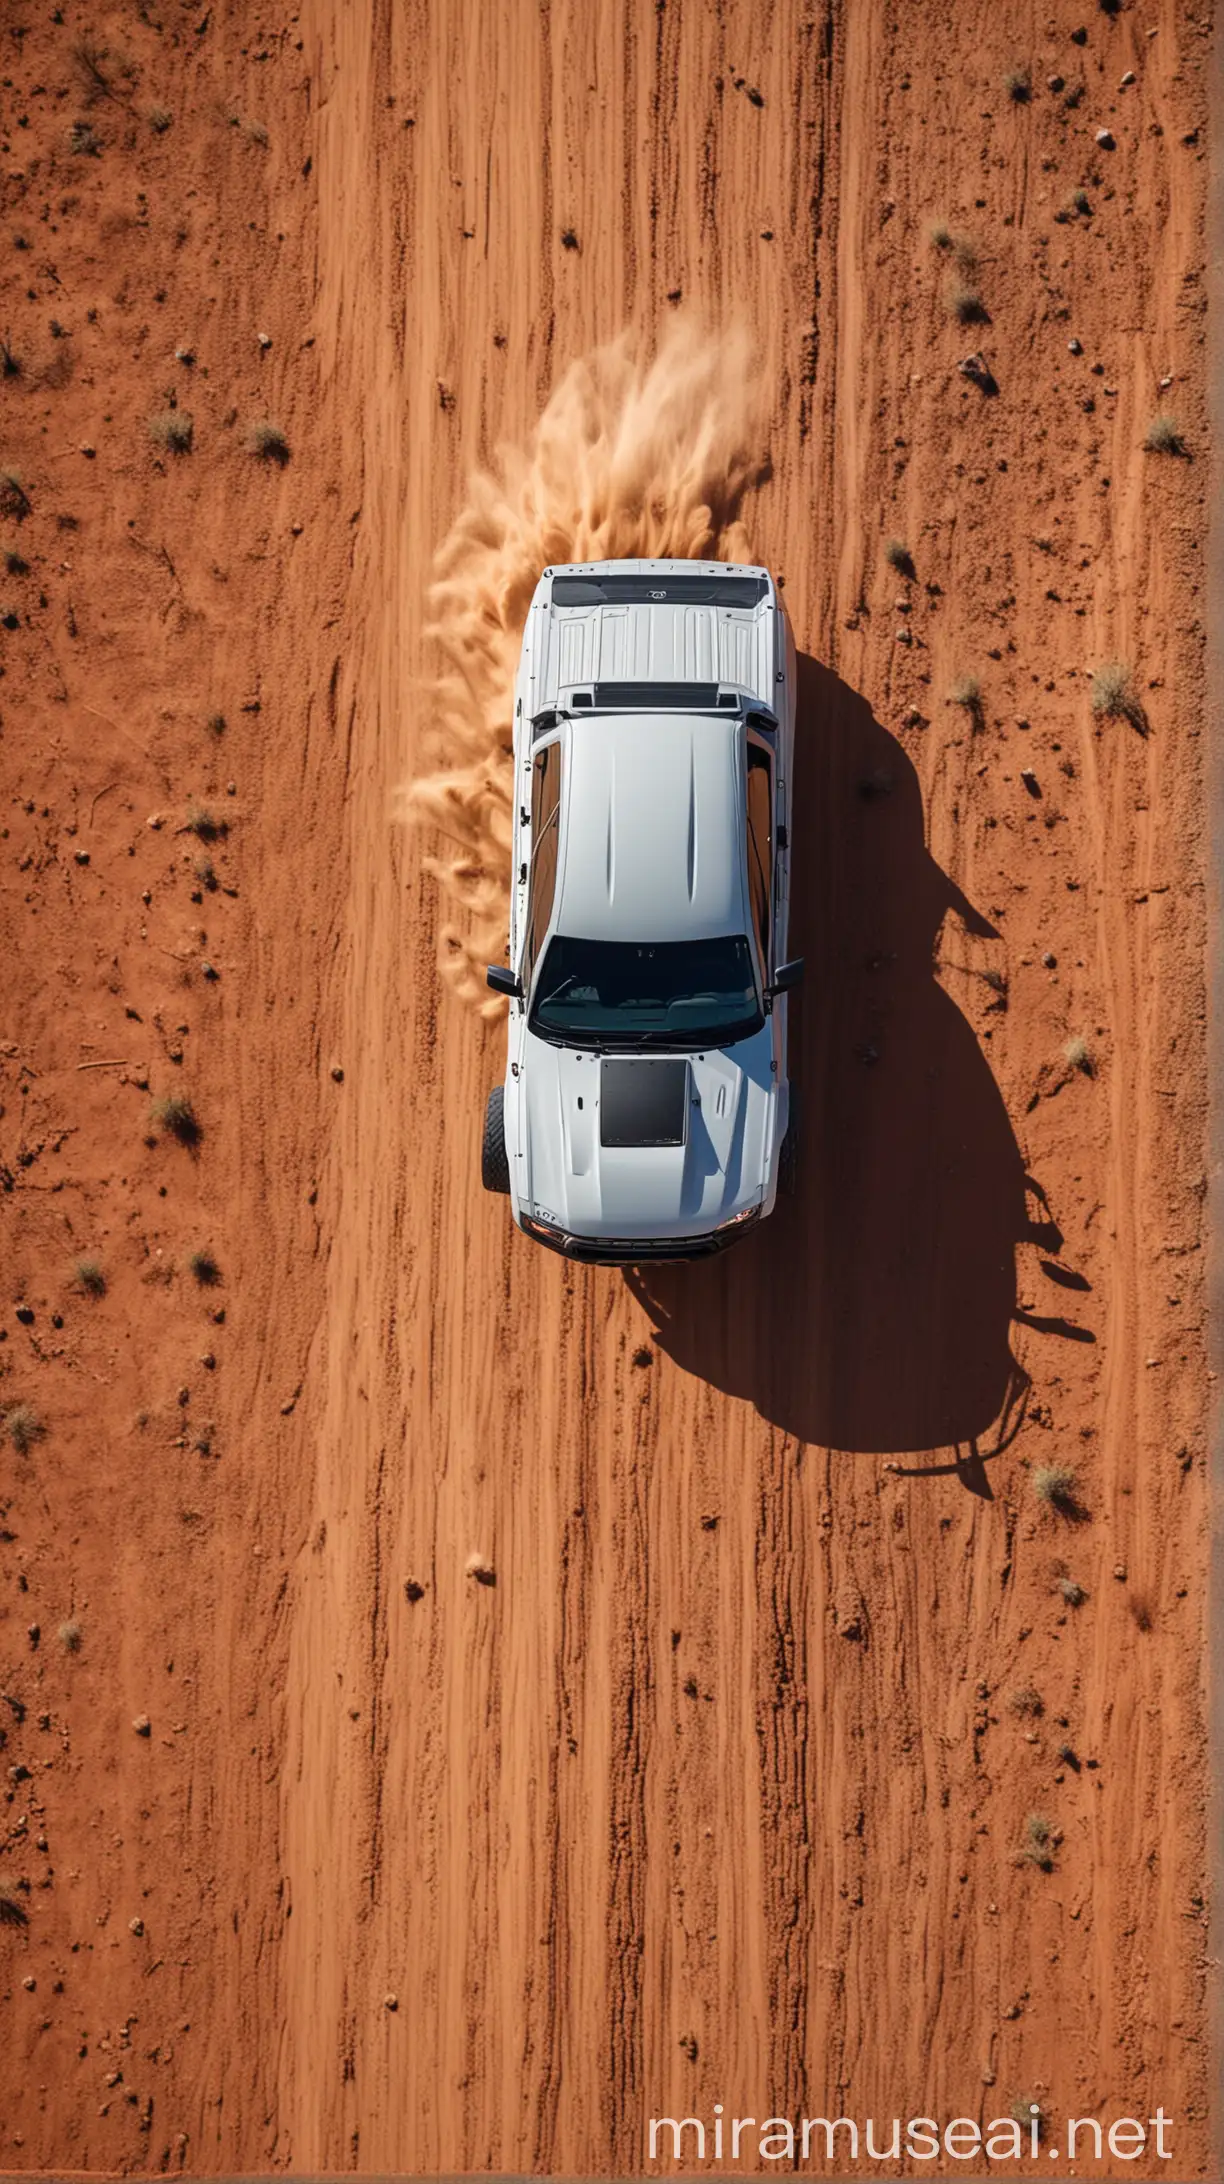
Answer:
5 1404 45 1456
1144 412 1185 456
185 802 226 841
1033 1463 1080 1514
188 1249 221 1287
1021 1814 1055 1872
148 409 193 455
0 1879 29 1927
73 1257 106 1297
247 419 290 465
0 471 31 520
151 1092 201 1147
1063 1034 1093 1075
1004 63 1031 102
1090 657 1147 732
884 537 915 579
58 1619 82 1653
950 282 988 325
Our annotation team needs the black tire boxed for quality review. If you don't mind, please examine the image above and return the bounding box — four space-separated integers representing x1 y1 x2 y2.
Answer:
481 1084 511 1195
778 1088 800 1198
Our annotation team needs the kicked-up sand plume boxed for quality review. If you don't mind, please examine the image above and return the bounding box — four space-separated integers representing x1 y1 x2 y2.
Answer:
402 321 766 1012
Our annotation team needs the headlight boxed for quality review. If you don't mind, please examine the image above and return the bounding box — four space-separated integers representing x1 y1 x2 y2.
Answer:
521 1210 563 1240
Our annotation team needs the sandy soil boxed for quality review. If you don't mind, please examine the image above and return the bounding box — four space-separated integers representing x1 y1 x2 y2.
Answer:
0 0 1214 2176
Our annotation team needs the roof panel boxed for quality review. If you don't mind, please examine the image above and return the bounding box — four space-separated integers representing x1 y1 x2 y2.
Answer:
556 714 747 943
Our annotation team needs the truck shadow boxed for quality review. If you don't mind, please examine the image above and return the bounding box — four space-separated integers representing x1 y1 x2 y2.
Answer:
625 655 1069 1470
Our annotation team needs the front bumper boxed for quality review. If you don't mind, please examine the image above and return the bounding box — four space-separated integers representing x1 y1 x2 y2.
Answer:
518 1206 761 1265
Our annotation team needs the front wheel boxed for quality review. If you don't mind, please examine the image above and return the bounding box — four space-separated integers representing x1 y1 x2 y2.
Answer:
778 1088 800 1198
481 1084 511 1194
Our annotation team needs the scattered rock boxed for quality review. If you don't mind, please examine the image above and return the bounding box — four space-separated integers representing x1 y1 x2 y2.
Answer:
384 1992 398 2011
257 331 273 350
1067 337 1082 354
16 1304 33 1324
404 1579 426 1603
129 1916 144 1936
330 1063 344 1083
133 1714 151 1737
1042 951 1057 968
74 849 90 865
1113 1562 1128 1582
1119 69 1135 86
465 1553 496 1587
1095 127 1115 149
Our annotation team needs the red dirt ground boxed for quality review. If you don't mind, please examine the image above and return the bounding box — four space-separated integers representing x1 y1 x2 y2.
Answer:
0 1 1213 2176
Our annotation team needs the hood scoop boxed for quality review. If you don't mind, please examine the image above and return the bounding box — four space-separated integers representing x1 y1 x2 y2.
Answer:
599 1058 689 1148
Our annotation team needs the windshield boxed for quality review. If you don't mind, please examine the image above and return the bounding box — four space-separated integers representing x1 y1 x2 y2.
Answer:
530 935 763 1048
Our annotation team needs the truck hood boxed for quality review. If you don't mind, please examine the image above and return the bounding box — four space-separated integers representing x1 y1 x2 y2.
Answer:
515 1026 776 1240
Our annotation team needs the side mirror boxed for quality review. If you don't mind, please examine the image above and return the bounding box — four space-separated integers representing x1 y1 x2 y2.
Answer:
486 965 523 1000
766 957 804 999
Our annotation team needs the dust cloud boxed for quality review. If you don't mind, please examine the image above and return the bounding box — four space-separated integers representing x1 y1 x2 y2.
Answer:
400 321 765 1013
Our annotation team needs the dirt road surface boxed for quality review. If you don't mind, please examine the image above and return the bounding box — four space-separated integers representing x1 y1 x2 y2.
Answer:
0 1 1213 2176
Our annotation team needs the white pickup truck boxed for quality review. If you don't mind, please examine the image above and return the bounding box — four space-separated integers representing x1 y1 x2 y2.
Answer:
481 559 802 1263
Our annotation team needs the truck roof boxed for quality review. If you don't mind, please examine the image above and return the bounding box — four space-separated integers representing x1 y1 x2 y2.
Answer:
528 559 777 711
554 711 749 944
